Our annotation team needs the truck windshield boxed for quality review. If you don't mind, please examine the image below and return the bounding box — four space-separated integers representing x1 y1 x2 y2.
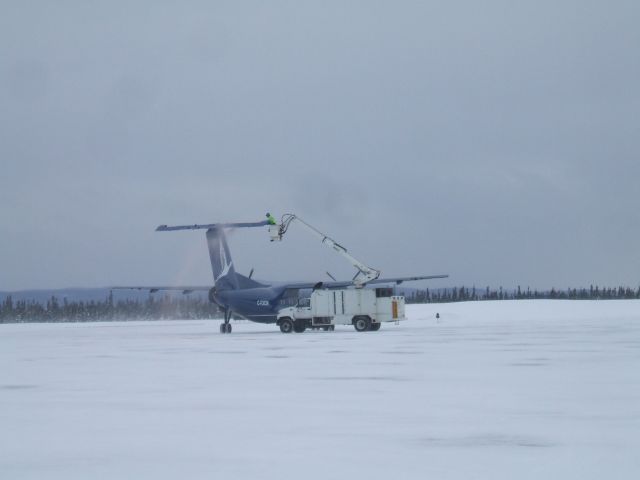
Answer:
297 297 311 308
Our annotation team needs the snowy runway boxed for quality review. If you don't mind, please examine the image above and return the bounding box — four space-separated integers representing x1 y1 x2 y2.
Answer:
1 301 639 479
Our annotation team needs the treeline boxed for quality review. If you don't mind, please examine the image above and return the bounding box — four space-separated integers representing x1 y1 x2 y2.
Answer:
2 285 639 323
405 285 640 304
0 292 220 324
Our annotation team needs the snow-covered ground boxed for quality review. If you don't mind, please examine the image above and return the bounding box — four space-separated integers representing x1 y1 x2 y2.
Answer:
1 300 639 479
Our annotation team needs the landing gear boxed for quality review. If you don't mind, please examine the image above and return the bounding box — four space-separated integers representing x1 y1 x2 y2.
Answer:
353 316 371 332
220 308 232 334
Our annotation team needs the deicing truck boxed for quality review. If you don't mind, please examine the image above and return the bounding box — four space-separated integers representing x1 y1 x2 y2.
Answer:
276 287 405 333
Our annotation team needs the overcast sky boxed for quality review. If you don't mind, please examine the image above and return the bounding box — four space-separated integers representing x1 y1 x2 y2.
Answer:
1 1 639 291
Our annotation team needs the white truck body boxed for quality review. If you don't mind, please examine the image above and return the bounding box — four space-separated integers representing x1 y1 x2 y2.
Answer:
276 287 405 332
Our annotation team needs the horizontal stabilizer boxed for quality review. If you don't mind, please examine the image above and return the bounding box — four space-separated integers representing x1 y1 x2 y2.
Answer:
156 221 269 232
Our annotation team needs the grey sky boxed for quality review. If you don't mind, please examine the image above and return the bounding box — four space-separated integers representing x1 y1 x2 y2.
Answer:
1 1 639 291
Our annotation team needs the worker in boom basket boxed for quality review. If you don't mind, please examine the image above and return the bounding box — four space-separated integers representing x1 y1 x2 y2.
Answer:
266 212 277 225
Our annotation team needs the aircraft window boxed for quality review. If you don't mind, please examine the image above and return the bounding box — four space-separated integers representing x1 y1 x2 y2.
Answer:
278 289 300 306
278 297 298 307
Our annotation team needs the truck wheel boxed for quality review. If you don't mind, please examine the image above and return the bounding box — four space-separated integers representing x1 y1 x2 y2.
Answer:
369 322 381 331
279 317 294 334
293 320 307 333
353 316 371 332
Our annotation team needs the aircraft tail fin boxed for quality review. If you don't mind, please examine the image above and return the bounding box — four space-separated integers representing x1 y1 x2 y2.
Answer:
206 228 239 291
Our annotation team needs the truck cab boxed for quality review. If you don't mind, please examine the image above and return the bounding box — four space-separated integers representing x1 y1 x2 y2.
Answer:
276 296 334 333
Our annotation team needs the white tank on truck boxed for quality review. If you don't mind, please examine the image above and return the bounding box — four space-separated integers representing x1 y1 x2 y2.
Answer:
276 287 405 333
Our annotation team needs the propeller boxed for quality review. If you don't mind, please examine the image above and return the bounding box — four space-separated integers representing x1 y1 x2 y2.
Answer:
208 286 221 306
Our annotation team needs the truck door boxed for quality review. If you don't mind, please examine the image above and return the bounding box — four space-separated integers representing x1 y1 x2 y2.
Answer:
333 290 344 315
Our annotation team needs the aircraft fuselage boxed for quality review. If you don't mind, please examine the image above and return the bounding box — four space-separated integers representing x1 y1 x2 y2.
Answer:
214 285 291 323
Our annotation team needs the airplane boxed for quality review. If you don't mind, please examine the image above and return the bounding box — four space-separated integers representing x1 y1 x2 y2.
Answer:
114 217 448 333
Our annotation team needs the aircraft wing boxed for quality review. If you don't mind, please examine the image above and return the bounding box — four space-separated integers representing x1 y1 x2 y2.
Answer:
365 274 449 285
111 274 448 293
283 274 449 290
111 286 211 294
